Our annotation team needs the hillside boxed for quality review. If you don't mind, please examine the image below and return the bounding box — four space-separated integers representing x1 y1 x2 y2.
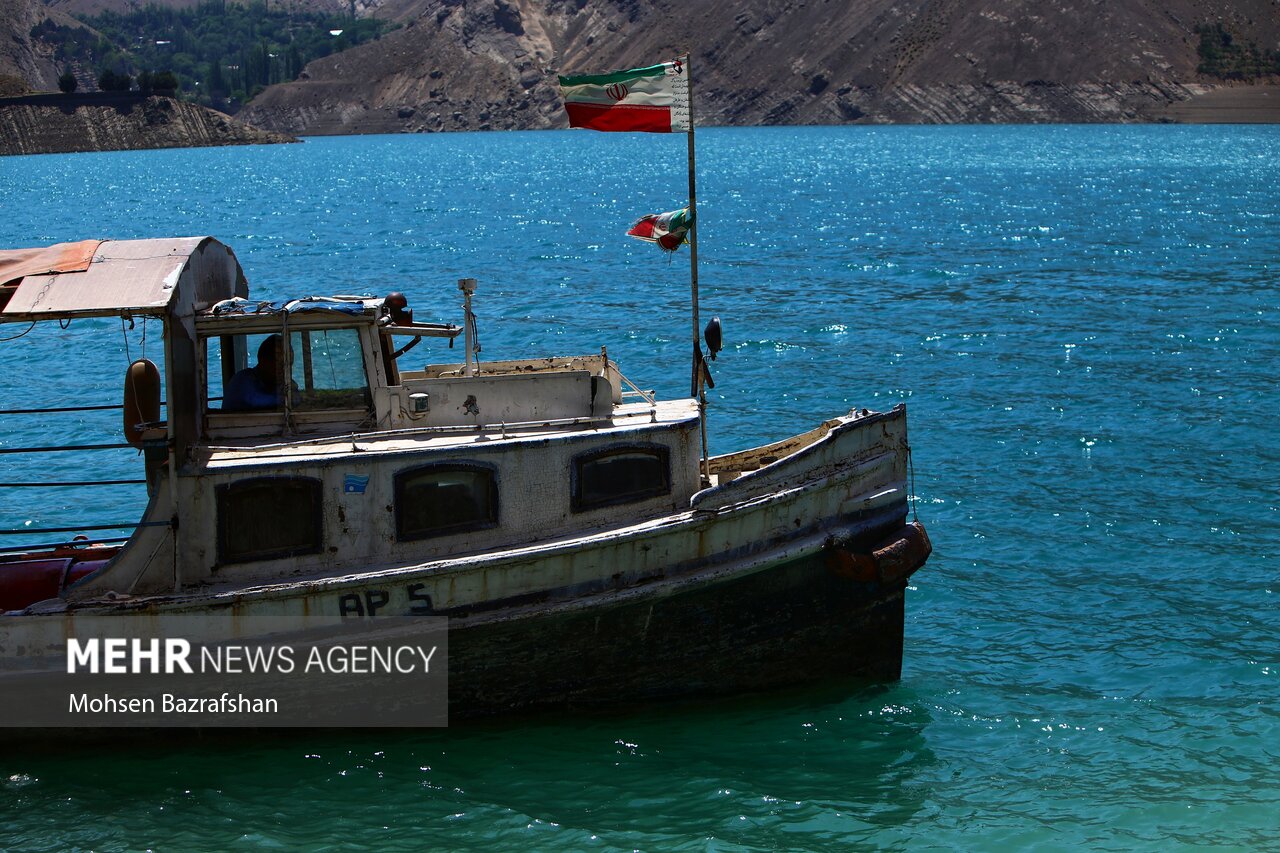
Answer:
238 0 1280 133
39 0 348 17
0 0 53 91
1 0 307 153
0 92 296 155
6 0 1280 134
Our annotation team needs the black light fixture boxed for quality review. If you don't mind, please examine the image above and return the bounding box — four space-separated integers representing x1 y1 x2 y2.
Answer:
703 316 723 360
385 292 412 324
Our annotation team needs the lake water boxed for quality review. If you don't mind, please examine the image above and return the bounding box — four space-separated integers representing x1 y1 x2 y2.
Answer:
1 126 1277 850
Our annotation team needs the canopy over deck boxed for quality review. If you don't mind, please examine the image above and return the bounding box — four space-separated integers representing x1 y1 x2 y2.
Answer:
0 237 247 322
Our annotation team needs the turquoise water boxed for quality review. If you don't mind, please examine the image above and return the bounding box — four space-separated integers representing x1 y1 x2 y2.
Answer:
1 126 1278 849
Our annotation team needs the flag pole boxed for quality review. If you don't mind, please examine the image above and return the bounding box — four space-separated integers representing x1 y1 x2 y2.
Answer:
685 53 700 400
683 53 710 484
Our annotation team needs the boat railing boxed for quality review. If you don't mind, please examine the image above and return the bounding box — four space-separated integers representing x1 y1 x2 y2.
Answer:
204 405 668 454
0 401 161 554
0 525 170 555
612 366 657 415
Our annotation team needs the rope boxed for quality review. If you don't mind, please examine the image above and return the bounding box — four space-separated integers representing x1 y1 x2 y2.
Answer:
0 322 35 342
908 443 918 523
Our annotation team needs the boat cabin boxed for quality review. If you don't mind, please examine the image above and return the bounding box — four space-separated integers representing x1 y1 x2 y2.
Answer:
0 237 702 607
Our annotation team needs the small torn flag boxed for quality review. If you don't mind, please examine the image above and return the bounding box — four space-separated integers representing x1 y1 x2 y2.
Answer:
627 207 694 252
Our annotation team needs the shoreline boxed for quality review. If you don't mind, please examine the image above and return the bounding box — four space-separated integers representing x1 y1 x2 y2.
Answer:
1155 84 1280 124
3 82 1276 158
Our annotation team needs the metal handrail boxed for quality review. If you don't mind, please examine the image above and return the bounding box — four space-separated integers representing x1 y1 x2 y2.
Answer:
0 403 161 558
0 443 134 454
0 401 167 415
613 367 657 407
0 520 170 536
0 479 146 488
0 403 126 415
0 536 130 555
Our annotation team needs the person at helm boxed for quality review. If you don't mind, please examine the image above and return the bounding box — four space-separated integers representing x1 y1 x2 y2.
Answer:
223 335 289 411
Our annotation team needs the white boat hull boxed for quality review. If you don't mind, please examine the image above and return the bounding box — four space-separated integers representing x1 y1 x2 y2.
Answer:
0 406 929 723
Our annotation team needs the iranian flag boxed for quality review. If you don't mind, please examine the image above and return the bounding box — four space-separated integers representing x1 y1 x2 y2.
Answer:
558 59 691 133
627 207 693 251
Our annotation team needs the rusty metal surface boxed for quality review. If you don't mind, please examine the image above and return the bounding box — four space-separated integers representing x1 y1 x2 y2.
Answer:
0 240 102 289
872 521 932 584
827 520 932 585
0 237 243 320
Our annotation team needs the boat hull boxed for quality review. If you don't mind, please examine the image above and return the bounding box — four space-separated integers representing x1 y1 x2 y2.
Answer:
0 406 930 726
0 522 924 731
448 518 918 717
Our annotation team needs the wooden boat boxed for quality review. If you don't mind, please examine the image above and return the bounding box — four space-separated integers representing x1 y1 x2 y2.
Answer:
0 237 929 726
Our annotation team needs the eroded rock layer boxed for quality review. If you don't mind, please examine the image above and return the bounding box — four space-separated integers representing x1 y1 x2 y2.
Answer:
239 0 1280 134
0 94 297 156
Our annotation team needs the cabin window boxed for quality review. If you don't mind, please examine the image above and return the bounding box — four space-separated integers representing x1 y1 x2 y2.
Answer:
217 477 323 564
572 445 671 512
205 333 279 412
288 328 372 411
204 329 371 413
395 464 498 540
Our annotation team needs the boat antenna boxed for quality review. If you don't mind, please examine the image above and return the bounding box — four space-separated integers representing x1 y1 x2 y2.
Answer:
459 278 478 376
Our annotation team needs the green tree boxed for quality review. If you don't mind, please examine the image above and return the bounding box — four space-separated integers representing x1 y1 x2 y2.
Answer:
98 68 132 91
66 1 395 112
153 71 179 94
208 58 226 96
58 68 78 93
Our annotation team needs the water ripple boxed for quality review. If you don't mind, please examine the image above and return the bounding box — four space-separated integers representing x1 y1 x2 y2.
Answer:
1 125 1278 849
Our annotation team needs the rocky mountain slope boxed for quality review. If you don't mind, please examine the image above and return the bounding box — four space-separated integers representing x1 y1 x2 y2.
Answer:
0 0 55 91
239 0 1280 134
0 93 296 155
5 0 1279 136
39 0 348 16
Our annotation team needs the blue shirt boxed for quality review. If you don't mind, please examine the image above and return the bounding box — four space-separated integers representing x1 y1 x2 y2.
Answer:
223 367 280 411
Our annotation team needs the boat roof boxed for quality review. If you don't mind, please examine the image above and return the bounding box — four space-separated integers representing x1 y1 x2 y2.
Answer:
0 236 247 322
